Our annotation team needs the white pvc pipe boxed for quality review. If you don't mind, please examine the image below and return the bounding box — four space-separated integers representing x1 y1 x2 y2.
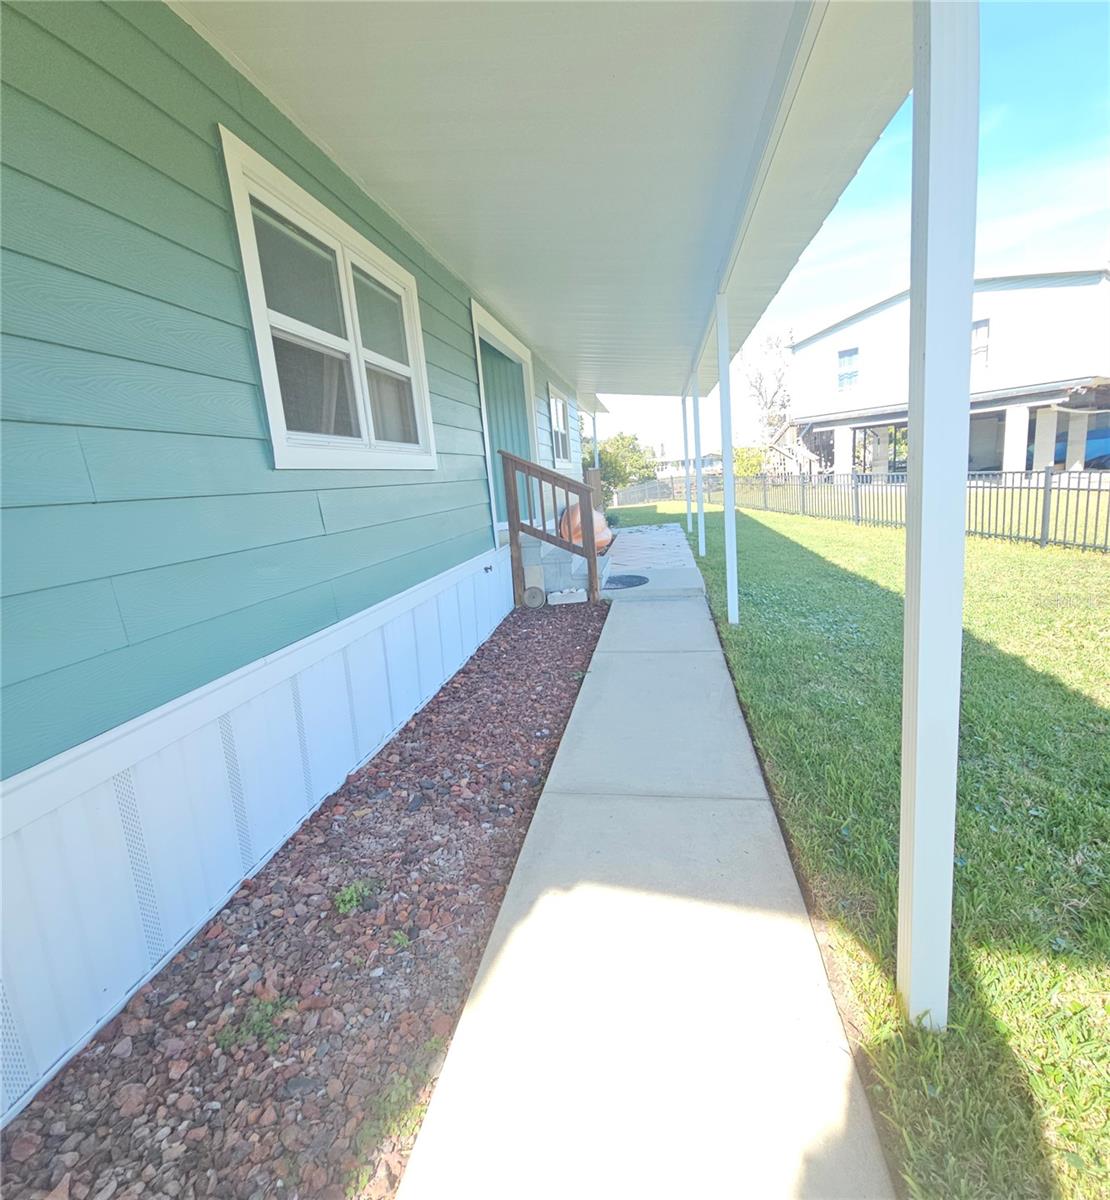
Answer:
691 376 706 556
717 293 738 624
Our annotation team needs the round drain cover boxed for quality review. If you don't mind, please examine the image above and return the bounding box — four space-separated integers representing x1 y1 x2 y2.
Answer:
603 574 649 591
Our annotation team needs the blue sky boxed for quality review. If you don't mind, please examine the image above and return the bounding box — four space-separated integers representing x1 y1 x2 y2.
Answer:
771 0 1110 343
598 0 1110 453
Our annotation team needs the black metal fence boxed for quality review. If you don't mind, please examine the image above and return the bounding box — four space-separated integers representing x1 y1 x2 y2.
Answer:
613 471 1110 552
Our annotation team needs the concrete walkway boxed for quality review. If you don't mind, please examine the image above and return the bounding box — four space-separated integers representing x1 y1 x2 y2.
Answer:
399 527 893 1200
603 520 705 598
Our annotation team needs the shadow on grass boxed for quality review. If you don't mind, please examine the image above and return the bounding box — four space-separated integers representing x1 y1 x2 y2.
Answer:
614 503 1107 1199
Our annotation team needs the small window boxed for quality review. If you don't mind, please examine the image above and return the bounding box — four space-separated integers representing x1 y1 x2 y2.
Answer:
837 347 859 391
971 318 990 367
549 386 572 466
222 128 435 470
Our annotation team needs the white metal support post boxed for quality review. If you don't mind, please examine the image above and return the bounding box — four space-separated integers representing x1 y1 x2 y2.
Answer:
592 411 600 469
1001 404 1030 472
1065 411 1089 470
717 293 739 624
691 376 706 556
897 0 979 1030
681 395 693 532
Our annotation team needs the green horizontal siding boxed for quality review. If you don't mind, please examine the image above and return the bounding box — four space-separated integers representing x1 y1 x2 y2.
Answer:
2 490 327 595
74 430 488 502
4 582 343 776
1 580 129 685
1 336 266 438
0 0 585 778
1 421 95 505
0 0 504 778
331 528 491 621
1 250 258 382
1 166 248 326
110 505 491 643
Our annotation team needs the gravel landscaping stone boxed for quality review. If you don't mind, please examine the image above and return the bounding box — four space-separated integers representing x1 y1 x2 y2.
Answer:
2 603 607 1200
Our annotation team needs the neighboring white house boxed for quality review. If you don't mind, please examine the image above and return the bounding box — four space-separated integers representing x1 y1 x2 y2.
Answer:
787 268 1110 473
651 445 722 478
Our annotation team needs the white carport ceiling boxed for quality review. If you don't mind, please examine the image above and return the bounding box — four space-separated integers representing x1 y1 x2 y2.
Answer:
176 1 910 397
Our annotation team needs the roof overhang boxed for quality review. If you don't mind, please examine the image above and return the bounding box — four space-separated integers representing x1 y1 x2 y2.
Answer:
175 0 910 398
795 378 1110 429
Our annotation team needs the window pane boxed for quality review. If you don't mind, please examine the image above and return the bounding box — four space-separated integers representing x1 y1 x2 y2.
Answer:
251 201 346 337
353 268 408 365
366 365 418 444
272 336 360 438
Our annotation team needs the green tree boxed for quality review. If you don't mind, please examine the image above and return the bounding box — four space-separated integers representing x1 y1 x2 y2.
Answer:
596 433 656 504
733 446 765 477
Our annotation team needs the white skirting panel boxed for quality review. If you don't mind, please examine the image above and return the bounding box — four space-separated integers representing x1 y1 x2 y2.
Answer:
0 546 512 1123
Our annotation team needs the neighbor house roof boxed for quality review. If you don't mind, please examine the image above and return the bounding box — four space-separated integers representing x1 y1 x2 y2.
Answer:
791 267 1110 352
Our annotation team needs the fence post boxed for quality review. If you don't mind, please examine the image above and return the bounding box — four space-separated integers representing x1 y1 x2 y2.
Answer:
1039 468 1053 547
762 473 769 510
851 472 861 525
800 474 807 515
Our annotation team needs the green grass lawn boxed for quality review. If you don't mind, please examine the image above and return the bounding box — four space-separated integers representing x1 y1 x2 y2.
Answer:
614 501 1109 1199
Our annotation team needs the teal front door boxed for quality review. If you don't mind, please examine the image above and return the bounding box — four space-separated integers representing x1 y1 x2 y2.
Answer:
480 338 532 522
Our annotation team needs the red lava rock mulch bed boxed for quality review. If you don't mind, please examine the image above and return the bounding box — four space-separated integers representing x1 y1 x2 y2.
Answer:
2 602 608 1200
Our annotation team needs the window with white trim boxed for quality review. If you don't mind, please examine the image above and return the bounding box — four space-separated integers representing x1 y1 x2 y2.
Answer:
971 318 990 368
549 386 572 466
837 347 859 391
221 127 436 470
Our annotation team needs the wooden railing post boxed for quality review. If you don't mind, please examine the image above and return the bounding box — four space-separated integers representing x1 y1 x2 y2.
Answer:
502 455 525 605
580 500 600 602
498 450 602 606
585 466 603 509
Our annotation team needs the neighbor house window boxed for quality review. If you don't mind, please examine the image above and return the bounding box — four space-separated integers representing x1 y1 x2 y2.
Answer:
549 386 572 466
221 127 435 470
837 347 859 391
971 318 990 367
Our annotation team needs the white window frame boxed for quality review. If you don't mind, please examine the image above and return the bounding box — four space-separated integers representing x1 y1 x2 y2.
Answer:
837 346 859 392
971 318 990 368
548 384 573 468
220 127 436 470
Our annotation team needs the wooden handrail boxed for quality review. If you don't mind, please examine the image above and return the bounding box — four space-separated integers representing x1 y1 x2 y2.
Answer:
499 450 600 603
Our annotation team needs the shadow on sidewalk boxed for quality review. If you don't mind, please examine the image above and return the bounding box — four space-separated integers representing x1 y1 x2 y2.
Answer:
612 504 1104 1198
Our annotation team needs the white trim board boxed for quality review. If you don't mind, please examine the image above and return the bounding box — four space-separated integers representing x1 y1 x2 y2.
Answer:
1 548 513 1123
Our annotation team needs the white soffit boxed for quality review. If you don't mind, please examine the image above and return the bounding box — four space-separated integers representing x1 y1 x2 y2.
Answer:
694 0 912 396
175 1 910 398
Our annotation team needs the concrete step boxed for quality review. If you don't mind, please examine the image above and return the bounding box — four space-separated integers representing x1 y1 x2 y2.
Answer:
520 533 611 596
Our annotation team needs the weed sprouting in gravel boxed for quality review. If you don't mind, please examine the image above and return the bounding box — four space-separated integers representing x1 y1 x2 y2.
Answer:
215 997 291 1053
334 878 380 914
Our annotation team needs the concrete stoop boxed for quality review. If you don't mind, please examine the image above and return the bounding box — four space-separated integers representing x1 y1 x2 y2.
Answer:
520 532 612 601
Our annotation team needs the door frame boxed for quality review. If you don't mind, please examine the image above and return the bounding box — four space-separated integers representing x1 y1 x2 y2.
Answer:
471 300 539 539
